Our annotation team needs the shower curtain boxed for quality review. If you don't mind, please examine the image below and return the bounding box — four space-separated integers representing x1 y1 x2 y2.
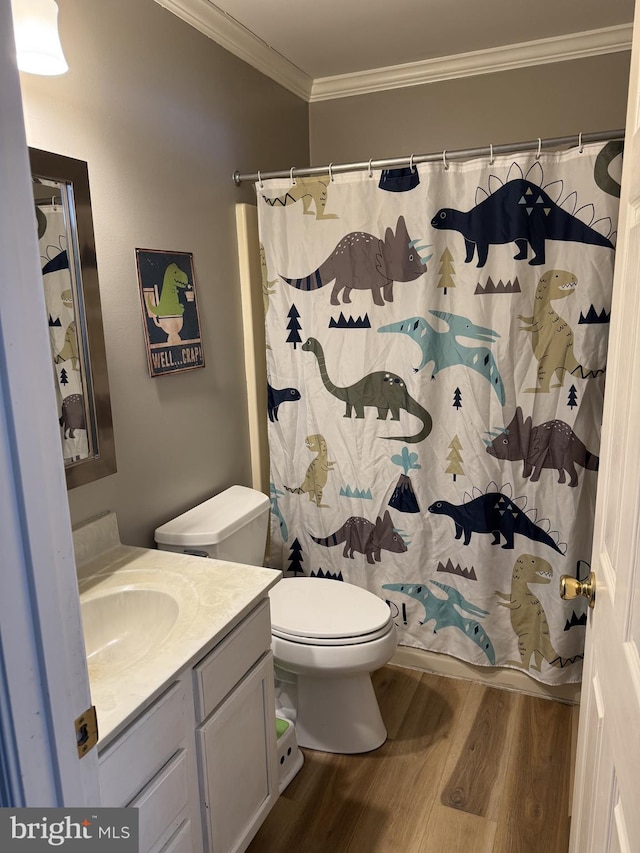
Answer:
257 142 620 685
38 204 90 464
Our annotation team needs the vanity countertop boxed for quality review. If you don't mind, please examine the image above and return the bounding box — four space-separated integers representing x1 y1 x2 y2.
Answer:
75 513 280 750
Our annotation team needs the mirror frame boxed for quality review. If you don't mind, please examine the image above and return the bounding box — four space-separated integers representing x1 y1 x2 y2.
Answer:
29 147 116 489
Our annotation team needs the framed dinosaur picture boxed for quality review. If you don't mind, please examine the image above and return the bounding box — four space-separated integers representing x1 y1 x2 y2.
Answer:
135 248 205 377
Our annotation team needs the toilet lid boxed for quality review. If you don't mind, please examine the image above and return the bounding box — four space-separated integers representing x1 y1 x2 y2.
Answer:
269 577 393 642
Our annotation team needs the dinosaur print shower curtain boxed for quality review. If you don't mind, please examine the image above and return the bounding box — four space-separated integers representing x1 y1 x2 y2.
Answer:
257 141 621 685
38 203 90 464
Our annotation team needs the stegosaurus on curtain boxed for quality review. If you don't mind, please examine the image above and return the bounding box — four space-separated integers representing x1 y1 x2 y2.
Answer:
257 142 621 685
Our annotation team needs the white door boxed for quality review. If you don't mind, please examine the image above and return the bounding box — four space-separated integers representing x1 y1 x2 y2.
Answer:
569 4 640 851
0 0 100 805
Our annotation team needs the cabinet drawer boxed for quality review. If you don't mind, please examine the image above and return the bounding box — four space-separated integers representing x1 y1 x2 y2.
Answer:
194 598 271 722
130 748 189 853
156 820 193 853
99 680 188 807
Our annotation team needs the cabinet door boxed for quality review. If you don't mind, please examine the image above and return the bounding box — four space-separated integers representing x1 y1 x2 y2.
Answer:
197 653 277 853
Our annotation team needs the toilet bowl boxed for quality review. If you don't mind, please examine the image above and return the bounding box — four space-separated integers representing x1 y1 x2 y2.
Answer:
154 486 396 754
270 577 396 754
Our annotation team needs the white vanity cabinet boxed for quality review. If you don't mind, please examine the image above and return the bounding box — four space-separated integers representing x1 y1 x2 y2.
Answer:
98 675 203 853
96 598 278 853
193 599 279 853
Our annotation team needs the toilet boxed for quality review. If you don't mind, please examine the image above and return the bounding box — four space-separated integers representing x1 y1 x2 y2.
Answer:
154 485 397 754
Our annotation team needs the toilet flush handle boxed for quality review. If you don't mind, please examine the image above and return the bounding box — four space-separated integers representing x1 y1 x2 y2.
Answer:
183 548 210 558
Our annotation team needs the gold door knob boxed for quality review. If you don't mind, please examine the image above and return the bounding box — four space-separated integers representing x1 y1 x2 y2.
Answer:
560 572 596 608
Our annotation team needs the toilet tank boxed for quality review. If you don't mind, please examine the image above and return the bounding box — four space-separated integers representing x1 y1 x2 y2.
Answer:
154 485 270 565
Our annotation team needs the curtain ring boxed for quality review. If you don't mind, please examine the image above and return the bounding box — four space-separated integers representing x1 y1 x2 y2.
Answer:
489 144 494 166
578 132 584 153
368 158 373 178
289 166 296 184
328 162 334 182
535 138 542 160
409 153 416 173
258 170 263 189
442 150 449 171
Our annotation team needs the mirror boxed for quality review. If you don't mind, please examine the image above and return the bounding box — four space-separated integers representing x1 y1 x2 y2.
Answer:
29 147 116 489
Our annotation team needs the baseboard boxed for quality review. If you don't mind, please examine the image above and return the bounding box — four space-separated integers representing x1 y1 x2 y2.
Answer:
390 645 581 705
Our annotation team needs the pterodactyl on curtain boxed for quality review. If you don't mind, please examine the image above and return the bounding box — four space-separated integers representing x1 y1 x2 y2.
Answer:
257 141 621 685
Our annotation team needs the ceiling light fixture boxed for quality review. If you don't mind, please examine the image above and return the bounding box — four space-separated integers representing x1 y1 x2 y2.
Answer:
11 0 68 76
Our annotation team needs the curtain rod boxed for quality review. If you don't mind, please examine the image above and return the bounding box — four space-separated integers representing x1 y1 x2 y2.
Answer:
232 129 624 186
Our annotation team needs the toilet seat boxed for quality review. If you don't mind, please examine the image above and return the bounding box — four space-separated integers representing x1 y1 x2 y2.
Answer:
270 578 393 646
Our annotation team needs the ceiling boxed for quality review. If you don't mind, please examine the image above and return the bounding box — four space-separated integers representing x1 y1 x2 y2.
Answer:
155 0 635 101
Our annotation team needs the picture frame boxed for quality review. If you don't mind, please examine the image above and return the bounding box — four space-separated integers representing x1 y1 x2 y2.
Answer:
135 248 205 377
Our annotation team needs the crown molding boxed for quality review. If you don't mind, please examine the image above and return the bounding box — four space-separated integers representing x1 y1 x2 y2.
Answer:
310 24 633 102
153 0 313 101
153 3 631 105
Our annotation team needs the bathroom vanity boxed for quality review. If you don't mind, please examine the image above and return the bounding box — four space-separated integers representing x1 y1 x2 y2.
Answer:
74 512 281 853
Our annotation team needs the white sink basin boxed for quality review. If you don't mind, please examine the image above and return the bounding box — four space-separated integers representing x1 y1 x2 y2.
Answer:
82 588 180 675
73 531 279 744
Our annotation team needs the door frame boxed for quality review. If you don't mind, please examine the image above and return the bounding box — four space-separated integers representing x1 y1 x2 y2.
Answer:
0 0 100 806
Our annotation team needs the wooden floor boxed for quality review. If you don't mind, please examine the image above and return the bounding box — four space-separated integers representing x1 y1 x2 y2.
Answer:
249 665 573 853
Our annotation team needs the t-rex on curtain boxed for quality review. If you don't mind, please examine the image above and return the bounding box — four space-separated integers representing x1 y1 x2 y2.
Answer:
257 142 620 685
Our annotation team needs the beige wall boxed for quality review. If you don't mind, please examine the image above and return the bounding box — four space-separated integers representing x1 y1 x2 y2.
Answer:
310 53 631 164
19 0 309 547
